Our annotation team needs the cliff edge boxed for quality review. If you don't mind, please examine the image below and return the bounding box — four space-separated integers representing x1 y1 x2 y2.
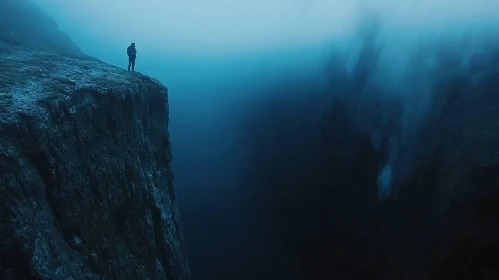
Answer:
0 19 190 280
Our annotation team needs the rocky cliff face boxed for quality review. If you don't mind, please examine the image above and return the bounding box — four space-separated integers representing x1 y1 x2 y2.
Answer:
0 3 190 279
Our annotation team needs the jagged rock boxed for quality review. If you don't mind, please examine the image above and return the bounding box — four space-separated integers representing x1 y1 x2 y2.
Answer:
0 41 191 279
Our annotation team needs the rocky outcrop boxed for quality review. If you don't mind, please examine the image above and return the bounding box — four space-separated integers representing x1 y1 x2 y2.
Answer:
0 39 190 279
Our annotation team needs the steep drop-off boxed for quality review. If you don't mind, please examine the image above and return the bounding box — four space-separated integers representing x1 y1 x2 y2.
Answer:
0 1 190 279
0 40 190 279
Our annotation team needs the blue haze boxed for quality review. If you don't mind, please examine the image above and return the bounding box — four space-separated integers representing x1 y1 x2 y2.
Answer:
32 0 499 279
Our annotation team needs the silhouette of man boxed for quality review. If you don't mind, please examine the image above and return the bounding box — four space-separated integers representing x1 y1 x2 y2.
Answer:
127 42 137 71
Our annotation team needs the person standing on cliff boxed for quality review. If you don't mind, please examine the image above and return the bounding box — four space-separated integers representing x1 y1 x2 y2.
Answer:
127 42 137 72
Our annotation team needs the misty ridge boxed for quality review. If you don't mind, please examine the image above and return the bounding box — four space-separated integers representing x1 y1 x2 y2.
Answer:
2 0 499 279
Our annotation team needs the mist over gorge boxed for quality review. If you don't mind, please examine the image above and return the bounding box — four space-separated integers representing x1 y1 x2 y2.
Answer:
3 0 499 279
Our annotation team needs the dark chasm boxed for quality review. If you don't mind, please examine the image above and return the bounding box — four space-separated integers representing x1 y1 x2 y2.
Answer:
1 1 499 280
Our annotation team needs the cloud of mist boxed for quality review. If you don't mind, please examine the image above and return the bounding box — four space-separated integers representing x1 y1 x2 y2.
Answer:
32 0 499 57
32 0 356 54
27 1 499 279
30 0 499 91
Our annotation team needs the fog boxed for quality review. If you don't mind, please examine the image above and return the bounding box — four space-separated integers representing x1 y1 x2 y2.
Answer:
31 0 499 279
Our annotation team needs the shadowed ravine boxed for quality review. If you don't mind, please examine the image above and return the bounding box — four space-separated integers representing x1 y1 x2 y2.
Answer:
2 1 499 280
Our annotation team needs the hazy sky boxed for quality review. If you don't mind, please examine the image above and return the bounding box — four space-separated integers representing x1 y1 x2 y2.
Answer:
32 0 499 56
